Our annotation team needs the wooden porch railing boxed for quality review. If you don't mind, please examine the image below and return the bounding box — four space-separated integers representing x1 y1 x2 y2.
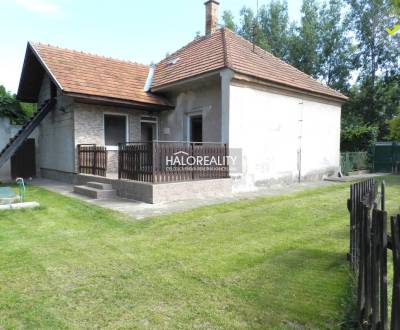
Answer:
118 141 230 183
77 144 107 177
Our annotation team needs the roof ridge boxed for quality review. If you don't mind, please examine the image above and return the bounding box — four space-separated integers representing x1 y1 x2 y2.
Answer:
29 41 150 67
156 30 222 65
221 27 232 68
223 30 344 97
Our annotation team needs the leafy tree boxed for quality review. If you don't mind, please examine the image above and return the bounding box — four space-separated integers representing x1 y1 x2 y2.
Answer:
222 10 237 31
341 125 378 151
389 116 400 140
288 0 320 77
237 7 269 49
318 0 354 92
347 0 400 116
0 85 36 124
258 1 291 60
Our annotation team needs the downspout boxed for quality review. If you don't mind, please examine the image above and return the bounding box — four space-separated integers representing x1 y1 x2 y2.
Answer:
298 99 304 183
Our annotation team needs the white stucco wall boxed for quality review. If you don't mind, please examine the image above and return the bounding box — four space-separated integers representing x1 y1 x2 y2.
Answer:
229 82 341 190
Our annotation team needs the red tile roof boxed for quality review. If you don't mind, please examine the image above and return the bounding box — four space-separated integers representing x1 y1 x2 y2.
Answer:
153 28 347 101
22 28 347 105
30 42 171 107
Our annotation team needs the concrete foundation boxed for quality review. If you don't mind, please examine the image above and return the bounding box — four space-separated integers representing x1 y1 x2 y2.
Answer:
75 174 233 204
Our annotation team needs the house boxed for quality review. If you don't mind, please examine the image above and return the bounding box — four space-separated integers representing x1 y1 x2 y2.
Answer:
2 0 347 203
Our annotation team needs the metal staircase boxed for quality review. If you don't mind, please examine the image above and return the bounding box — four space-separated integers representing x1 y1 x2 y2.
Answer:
0 99 57 169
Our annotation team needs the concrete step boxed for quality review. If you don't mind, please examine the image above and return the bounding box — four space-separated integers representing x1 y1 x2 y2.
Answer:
73 185 116 199
87 182 113 190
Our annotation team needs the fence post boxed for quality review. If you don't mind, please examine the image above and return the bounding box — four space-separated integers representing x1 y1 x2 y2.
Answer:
381 180 385 211
77 144 81 173
381 210 388 330
391 215 400 330
92 145 97 175
152 141 156 183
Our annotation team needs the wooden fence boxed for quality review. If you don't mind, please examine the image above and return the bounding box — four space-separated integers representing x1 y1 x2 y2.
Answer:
118 142 230 183
347 179 400 329
77 144 107 177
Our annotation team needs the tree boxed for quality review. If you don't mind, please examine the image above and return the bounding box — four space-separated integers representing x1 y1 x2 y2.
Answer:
258 1 291 60
347 0 400 115
237 7 269 49
318 0 354 92
0 85 36 124
222 10 237 31
389 116 400 140
288 0 321 77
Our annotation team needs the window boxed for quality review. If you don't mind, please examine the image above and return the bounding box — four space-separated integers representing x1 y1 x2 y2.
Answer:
104 114 127 146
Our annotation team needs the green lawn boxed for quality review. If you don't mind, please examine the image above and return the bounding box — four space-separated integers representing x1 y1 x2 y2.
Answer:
0 176 399 329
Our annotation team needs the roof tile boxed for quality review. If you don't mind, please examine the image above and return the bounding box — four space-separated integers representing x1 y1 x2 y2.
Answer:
31 43 171 107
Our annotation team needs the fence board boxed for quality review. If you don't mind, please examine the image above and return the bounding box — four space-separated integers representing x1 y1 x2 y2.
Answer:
391 215 400 330
78 144 107 177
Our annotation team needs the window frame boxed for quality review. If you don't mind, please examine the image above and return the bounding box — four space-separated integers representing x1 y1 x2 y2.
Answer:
140 116 159 142
187 113 203 143
103 113 129 150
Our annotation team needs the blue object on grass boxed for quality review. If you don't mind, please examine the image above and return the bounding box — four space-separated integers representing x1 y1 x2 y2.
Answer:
0 187 17 199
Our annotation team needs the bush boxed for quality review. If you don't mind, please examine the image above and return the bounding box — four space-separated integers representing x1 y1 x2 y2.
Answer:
341 126 378 152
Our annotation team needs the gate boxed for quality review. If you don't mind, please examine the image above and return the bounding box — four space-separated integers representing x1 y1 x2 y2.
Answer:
77 144 107 177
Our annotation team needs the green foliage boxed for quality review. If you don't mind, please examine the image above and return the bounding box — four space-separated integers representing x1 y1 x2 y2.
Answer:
318 0 354 92
259 0 291 60
341 125 378 151
347 0 400 137
289 0 321 77
0 85 36 124
388 116 400 140
342 74 400 138
222 10 237 31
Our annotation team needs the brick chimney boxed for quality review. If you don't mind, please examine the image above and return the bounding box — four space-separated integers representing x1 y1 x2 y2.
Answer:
205 0 219 35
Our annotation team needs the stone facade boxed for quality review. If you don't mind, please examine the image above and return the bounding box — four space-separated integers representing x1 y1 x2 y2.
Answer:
73 103 155 175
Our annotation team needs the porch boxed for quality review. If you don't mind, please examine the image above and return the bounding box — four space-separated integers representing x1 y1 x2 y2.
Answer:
77 141 230 183
76 141 232 203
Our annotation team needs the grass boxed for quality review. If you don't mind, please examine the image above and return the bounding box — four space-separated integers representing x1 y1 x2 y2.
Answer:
0 176 399 329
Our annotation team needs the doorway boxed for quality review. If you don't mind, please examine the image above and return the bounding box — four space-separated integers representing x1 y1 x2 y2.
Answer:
11 138 36 179
189 115 203 142
141 117 158 142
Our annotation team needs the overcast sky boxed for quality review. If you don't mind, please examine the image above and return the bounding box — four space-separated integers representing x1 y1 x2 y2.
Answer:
0 0 303 93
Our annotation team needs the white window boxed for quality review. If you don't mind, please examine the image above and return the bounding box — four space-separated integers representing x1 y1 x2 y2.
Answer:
104 114 128 146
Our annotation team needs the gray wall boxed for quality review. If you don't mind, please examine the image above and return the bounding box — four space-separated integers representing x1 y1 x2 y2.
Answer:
0 117 22 182
158 80 222 143
37 76 75 175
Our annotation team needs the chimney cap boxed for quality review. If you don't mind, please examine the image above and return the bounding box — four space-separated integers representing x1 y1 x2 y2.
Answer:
204 0 220 4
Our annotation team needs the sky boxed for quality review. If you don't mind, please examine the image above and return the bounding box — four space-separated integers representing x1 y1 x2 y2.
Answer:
0 0 303 93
